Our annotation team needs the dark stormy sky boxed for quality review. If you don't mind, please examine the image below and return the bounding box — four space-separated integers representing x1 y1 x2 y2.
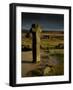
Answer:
22 12 64 31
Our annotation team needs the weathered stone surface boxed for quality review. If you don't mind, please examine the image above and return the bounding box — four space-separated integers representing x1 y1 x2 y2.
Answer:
31 24 42 62
43 66 51 75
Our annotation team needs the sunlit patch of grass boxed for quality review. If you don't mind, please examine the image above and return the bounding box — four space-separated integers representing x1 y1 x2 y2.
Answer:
22 38 32 45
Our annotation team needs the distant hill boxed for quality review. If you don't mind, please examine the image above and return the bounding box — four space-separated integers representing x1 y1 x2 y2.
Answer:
22 29 64 34
42 31 64 34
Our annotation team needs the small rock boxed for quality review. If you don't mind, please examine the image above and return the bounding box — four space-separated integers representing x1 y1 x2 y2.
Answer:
44 66 51 75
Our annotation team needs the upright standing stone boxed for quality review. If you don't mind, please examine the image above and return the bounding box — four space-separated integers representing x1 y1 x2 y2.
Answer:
30 24 42 63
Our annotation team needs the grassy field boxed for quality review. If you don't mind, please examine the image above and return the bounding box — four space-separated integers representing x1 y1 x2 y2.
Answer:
21 31 64 77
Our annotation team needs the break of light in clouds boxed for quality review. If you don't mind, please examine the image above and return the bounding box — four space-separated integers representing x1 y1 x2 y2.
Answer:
22 12 64 31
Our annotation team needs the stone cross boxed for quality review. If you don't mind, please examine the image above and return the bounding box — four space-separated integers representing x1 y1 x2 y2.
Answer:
31 24 42 63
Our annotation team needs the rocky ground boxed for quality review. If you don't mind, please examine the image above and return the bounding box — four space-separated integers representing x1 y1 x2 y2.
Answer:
21 49 64 77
